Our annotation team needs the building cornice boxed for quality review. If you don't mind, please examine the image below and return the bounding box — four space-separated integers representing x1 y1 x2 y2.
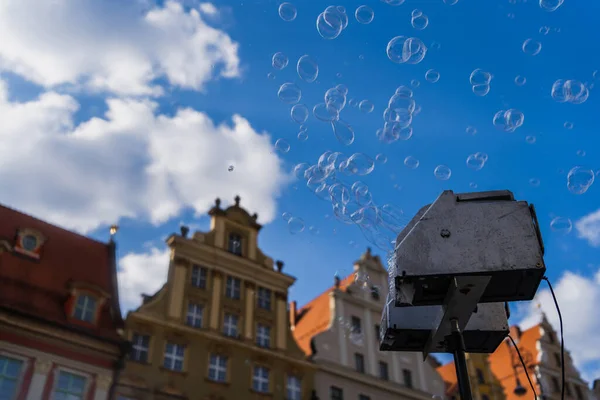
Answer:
315 359 437 400
129 313 316 370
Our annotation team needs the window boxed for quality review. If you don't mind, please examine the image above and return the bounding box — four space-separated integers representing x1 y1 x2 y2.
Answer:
371 285 380 301
403 369 413 389
551 377 560 392
256 324 271 348
257 287 272 310
351 316 361 334
482 396 490 400
354 353 365 373
375 325 381 341
330 386 343 400
228 233 242 255
287 376 302 400
548 331 555 344
565 383 572 397
575 385 584 400
53 371 87 400
130 334 150 363
22 234 38 251
208 354 227 382
225 276 241 300
223 313 238 337
379 361 389 380
163 343 185 372
476 368 485 384
554 353 562 367
191 265 207 289
252 366 269 393
359 396 371 400
73 295 97 323
186 303 204 328
0 356 24 400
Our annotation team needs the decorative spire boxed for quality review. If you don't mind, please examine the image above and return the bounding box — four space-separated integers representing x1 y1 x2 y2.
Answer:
109 225 119 242
214 198 221 208
276 260 284 272
234 195 241 207
334 274 341 288
252 213 258 221
180 225 189 238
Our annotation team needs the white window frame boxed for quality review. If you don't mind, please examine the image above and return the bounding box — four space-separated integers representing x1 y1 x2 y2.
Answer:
287 375 302 400
208 354 227 382
223 313 238 337
186 303 204 328
256 324 271 348
163 343 185 372
252 366 270 393
73 294 97 323
225 276 241 299
51 367 92 400
257 287 271 310
0 352 29 400
191 265 207 288
130 333 150 363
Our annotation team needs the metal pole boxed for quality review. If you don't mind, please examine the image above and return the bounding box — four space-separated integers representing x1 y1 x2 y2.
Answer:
451 319 473 400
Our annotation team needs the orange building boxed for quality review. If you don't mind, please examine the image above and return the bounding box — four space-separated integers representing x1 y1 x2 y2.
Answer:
0 204 129 400
488 314 593 400
436 353 505 400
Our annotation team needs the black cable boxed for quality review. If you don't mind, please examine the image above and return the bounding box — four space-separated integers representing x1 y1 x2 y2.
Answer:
508 335 538 400
543 275 565 400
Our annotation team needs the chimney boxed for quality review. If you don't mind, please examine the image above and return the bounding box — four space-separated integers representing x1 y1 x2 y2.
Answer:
289 301 297 329
510 325 523 341
180 225 189 238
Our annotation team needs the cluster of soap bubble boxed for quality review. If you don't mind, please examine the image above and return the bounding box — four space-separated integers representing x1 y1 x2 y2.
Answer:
337 316 364 345
466 152 489 171
493 109 525 132
311 84 357 145
316 6 349 40
386 36 428 64
567 166 595 195
411 9 429 30
551 80 589 104
470 69 493 96
282 212 306 234
293 151 408 252
376 86 419 144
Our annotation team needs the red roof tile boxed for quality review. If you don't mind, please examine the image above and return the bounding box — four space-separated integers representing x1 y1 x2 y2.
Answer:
0 204 123 341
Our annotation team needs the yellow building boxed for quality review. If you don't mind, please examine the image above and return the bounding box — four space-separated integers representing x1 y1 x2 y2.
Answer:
437 353 506 400
115 196 317 400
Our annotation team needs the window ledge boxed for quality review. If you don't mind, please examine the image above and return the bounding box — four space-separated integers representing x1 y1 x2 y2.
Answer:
249 389 273 397
127 359 151 366
204 378 229 387
159 366 187 376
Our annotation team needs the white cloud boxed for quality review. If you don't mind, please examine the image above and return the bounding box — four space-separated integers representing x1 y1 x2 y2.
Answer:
518 268 600 383
0 0 239 96
0 79 290 233
118 247 170 311
576 209 600 247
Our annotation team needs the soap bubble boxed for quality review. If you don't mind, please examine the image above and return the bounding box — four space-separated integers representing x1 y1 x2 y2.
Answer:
434 165 452 180
404 156 419 169
522 39 542 56
359 100 374 113
425 69 440 83
278 2 297 21
567 167 595 194
291 104 309 124
297 55 319 83
355 5 374 24
275 138 291 153
539 0 564 12
550 217 572 234
278 83 302 104
272 52 289 70
387 36 428 64
288 217 305 234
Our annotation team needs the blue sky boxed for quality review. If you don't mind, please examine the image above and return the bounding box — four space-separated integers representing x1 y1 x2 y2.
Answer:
1 0 599 385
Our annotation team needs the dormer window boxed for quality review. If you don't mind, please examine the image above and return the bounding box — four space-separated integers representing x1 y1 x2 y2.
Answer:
73 295 97 323
228 233 242 256
14 229 46 259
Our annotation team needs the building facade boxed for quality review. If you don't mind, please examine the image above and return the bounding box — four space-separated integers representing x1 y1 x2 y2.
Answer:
0 204 129 400
436 353 506 400
292 248 447 400
115 196 317 400
488 314 593 400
